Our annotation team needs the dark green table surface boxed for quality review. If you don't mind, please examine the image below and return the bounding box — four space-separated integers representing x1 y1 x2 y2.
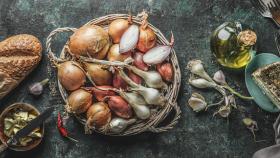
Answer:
0 0 279 158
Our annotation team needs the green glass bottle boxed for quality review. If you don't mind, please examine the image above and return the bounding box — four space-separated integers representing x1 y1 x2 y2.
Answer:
210 22 257 69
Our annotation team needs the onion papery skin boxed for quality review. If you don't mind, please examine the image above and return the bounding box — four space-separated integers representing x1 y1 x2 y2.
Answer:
58 61 86 91
67 89 93 114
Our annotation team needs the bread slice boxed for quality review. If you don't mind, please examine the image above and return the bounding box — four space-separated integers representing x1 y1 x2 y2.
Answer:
252 61 280 109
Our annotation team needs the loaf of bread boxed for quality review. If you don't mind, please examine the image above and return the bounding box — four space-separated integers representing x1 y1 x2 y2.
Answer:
0 34 42 99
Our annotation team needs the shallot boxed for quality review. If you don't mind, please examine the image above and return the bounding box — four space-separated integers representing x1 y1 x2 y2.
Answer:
107 44 131 62
90 86 116 101
113 72 128 90
137 12 156 53
86 102 111 129
67 89 92 114
126 65 166 89
57 61 86 91
128 70 142 85
118 69 165 106
133 52 149 71
108 17 131 43
104 96 132 119
157 62 173 82
109 118 136 133
119 25 139 53
143 32 174 65
84 63 112 86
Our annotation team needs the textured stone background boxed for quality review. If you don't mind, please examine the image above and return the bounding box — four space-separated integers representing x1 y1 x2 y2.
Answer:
0 0 279 157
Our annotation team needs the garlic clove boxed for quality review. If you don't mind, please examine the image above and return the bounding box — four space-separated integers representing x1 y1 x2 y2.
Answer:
213 70 227 85
119 25 139 54
188 93 207 112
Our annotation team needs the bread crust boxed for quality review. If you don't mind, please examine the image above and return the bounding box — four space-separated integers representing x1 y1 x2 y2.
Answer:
0 34 42 99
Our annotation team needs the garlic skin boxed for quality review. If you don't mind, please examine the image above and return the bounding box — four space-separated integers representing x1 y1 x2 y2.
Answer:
127 65 166 89
109 118 136 133
187 60 214 82
189 78 216 89
217 105 231 118
188 93 207 112
120 91 150 119
143 45 171 65
213 70 227 85
119 25 139 53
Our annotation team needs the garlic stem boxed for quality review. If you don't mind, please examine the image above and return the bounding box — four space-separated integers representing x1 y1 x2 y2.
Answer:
81 56 132 66
222 85 253 100
118 69 139 88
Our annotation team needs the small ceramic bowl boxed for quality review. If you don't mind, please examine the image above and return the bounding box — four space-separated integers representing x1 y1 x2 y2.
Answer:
245 53 280 112
0 103 44 151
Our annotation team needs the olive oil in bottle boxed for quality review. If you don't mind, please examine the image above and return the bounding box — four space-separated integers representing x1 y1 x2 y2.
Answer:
210 22 257 69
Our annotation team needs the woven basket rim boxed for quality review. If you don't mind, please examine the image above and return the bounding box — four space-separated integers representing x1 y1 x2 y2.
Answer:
46 13 181 136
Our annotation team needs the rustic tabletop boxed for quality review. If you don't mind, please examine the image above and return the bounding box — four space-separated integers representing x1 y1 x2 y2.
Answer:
0 0 279 158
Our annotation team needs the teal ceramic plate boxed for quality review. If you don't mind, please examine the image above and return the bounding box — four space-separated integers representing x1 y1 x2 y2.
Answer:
245 53 280 112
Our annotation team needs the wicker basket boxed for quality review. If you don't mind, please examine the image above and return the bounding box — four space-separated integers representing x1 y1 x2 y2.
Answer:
46 14 181 136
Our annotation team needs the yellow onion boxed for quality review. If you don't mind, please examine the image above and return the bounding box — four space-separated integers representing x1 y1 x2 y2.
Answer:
86 102 111 128
69 25 109 57
58 61 86 91
67 89 92 114
107 44 131 62
136 13 156 53
92 42 110 60
108 19 130 43
85 63 112 86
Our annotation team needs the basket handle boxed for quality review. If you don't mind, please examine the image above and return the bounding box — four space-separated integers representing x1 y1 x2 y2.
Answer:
46 27 77 62
147 102 181 133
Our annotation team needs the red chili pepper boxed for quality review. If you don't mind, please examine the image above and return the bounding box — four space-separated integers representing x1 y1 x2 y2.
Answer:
57 112 78 142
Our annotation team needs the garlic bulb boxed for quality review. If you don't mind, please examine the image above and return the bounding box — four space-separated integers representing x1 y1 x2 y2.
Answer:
126 65 166 89
187 60 214 82
119 25 139 53
109 118 136 133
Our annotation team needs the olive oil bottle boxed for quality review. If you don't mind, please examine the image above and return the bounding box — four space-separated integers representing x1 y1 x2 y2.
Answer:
210 22 257 69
